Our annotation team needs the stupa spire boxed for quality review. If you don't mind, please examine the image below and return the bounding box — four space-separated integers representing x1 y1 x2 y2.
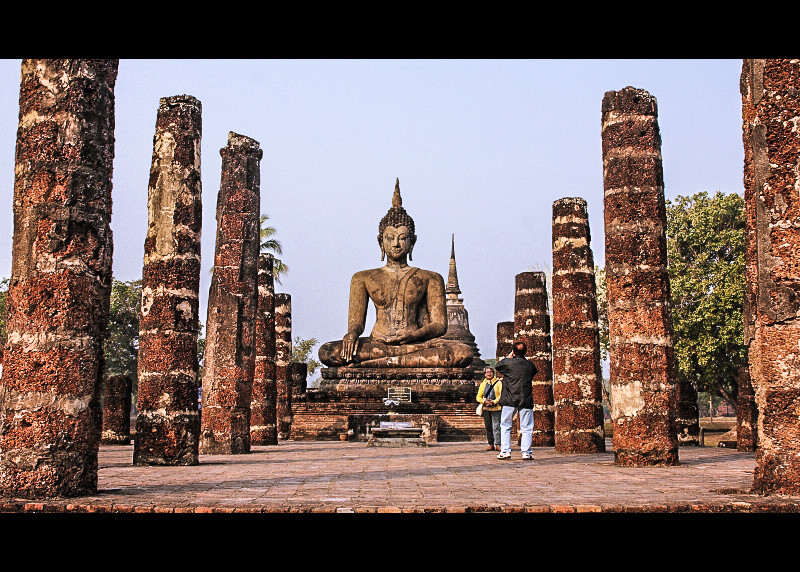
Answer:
446 234 461 296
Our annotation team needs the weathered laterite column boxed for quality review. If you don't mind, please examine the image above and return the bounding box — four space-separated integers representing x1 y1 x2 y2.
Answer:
741 59 800 493
275 293 292 440
134 95 202 465
250 253 278 446
0 59 118 498
514 272 555 447
551 198 605 453
602 86 679 466
496 321 515 361
200 132 262 455
676 373 700 446
736 365 757 452
291 361 307 397
101 375 132 445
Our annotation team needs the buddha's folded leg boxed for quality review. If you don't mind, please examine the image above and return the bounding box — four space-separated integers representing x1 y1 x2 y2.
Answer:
318 337 377 366
357 339 474 368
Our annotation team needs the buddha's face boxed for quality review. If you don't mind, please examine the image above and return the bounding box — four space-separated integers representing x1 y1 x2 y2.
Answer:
380 225 415 261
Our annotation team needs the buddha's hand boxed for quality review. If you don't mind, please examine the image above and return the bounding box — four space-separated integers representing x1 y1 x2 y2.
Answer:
383 333 410 344
341 332 359 363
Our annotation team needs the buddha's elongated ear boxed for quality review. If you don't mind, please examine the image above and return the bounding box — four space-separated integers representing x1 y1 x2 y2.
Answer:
408 235 417 261
378 234 385 261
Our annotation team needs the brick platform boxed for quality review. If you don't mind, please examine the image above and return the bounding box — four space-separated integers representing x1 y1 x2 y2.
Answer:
0 440 798 514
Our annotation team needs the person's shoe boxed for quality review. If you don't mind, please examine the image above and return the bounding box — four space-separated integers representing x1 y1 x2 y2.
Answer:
521 453 534 460
496 451 511 460
494 445 501 451
485 445 495 451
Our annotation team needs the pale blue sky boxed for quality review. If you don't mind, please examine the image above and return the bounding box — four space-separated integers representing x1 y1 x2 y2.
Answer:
0 59 745 377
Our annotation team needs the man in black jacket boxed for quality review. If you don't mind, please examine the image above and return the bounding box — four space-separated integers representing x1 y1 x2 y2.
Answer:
495 340 537 460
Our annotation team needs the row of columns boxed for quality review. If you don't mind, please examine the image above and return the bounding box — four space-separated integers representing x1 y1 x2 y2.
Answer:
494 79 785 473
498 198 606 455
0 60 304 497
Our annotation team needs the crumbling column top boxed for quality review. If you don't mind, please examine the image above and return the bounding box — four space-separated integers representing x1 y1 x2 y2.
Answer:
159 94 201 110
224 131 262 156
602 86 658 116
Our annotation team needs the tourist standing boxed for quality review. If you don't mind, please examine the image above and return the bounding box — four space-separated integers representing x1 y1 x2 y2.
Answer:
495 341 537 460
476 366 502 451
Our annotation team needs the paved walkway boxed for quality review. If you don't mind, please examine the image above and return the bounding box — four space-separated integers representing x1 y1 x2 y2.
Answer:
2 440 799 514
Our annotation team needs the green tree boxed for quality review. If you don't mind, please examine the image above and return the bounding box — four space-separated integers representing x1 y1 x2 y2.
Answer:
666 191 746 408
260 214 288 284
104 279 142 400
291 336 320 377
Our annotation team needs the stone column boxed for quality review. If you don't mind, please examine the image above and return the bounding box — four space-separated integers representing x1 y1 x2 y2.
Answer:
736 365 757 452
251 253 278 446
676 375 700 446
291 361 308 397
134 95 202 465
0 59 118 498
741 59 800 493
551 197 605 453
514 271 555 447
275 293 293 440
496 321 515 361
102 374 132 445
602 86 679 466
199 132 262 455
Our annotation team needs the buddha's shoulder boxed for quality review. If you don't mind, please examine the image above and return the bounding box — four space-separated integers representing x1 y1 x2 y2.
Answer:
410 267 444 281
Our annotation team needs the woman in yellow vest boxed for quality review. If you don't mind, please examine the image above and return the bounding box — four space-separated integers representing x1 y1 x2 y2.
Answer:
476 366 502 451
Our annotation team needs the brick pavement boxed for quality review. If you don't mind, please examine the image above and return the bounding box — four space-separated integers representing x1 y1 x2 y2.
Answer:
1 440 799 514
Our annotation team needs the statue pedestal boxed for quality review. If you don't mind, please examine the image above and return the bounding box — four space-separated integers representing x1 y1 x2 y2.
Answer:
290 366 486 442
317 366 478 397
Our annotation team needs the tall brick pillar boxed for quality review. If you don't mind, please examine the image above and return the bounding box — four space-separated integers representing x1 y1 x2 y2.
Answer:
736 365 757 452
291 361 308 397
514 272 555 447
496 321 514 361
275 293 293 440
551 197 606 453
200 132 262 455
741 59 800 493
676 374 700 446
251 253 278 446
134 95 202 465
102 374 132 445
602 86 679 466
0 59 118 497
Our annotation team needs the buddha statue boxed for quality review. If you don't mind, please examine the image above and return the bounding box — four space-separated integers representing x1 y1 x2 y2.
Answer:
318 179 474 369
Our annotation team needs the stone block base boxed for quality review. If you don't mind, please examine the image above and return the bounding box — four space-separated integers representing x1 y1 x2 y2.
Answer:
291 366 486 442
367 428 427 447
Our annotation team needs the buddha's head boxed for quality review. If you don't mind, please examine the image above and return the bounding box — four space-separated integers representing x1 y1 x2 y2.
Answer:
378 178 417 261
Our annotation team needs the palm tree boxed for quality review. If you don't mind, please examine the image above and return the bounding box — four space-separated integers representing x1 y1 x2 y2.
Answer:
260 214 288 284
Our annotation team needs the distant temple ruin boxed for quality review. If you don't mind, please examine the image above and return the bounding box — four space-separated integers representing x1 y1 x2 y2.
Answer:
441 235 486 374
293 182 487 442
